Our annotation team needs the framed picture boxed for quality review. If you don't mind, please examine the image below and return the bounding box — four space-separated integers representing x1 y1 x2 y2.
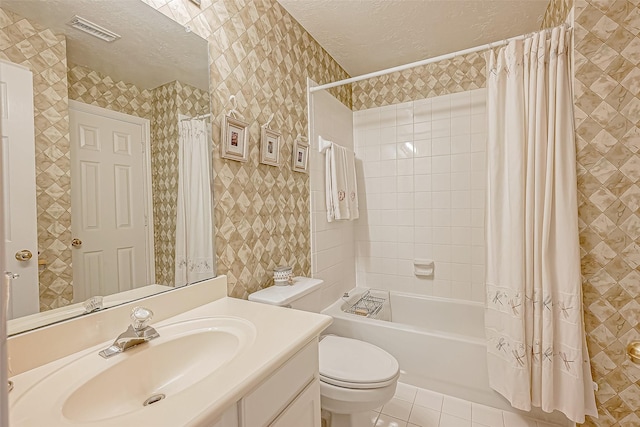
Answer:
260 127 281 166
292 137 309 173
221 115 249 162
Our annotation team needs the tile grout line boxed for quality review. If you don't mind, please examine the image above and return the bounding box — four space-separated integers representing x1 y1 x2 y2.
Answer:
406 397 415 427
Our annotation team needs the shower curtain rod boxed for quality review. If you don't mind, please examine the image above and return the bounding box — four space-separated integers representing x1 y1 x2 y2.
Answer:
309 23 572 93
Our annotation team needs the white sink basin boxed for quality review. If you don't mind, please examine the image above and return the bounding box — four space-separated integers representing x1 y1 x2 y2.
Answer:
11 316 256 425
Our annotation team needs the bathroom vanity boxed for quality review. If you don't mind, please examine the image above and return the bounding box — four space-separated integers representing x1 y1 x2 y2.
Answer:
7 276 331 426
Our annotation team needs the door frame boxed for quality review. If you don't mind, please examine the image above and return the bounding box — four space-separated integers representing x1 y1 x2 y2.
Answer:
68 100 155 289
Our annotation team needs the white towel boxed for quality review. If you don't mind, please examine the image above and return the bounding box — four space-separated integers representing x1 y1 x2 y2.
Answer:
325 139 359 222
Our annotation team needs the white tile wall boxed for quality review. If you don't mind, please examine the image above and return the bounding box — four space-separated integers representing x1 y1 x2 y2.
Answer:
309 84 356 308
354 89 487 302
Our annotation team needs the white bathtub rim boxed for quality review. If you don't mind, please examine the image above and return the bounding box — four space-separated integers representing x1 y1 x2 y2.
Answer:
344 287 484 309
322 289 486 346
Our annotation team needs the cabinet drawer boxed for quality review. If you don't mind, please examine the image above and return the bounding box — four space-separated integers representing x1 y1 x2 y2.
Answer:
242 340 318 427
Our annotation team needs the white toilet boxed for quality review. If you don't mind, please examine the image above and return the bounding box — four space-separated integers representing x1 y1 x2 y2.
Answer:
249 277 399 427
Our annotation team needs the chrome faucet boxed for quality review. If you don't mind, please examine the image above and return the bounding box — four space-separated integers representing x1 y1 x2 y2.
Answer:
99 307 159 358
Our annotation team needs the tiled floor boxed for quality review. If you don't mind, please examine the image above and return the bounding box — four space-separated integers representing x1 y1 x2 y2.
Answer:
370 383 565 427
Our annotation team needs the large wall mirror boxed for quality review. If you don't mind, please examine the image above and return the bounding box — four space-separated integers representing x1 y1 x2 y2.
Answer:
1 0 214 335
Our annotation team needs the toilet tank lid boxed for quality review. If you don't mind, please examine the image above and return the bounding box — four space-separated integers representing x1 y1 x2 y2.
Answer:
248 277 324 306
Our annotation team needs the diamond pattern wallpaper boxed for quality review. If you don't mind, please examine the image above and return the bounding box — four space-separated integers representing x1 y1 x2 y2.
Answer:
572 0 640 425
351 52 486 111
67 64 154 120
145 0 351 298
0 7 72 312
542 0 573 28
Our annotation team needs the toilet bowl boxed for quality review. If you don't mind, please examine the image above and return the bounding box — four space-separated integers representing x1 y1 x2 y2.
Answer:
248 278 400 427
318 335 399 427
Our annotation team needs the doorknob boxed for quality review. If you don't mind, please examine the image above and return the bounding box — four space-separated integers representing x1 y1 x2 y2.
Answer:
71 238 82 248
14 250 33 261
628 341 640 364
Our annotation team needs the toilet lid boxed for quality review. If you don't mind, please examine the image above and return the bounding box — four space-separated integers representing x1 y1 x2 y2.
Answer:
319 336 399 389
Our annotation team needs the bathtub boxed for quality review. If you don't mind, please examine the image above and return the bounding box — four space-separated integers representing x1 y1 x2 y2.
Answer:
322 288 571 426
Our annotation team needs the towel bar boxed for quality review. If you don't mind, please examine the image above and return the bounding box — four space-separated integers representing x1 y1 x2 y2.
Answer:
318 136 332 153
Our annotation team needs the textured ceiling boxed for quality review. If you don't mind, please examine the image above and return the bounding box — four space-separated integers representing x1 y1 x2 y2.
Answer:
1 0 209 91
277 0 550 76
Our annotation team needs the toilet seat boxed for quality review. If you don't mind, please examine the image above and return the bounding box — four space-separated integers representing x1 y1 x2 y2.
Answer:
319 336 399 390
319 373 399 389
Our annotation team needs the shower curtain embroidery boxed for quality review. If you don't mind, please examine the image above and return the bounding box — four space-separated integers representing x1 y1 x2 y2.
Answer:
487 287 579 319
508 294 521 316
487 287 581 330
175 258 213 273
487 330 580 378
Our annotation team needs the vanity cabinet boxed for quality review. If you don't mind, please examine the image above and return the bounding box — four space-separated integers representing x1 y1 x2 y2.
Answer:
211 339 321 427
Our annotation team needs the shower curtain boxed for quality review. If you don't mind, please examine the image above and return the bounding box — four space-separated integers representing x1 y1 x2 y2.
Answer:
484 26 597 423
174 118 214 287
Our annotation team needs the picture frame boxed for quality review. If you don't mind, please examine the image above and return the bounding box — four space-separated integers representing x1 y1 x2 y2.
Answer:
221 115 249 162
260 127 281 166
292 137 309 173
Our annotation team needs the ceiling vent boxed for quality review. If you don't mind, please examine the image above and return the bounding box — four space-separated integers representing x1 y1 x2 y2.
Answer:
67 16 121 42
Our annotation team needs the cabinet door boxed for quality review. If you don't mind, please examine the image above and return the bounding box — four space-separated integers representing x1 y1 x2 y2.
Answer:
270 380 321 427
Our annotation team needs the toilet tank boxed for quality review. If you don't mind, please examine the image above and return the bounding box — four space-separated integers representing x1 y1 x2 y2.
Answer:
248 277 324 312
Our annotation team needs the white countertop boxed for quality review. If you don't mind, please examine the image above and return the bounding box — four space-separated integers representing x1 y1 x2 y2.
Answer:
9 297 332 426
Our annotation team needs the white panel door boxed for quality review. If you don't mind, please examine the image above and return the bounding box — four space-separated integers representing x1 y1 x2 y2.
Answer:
0 60 39 319
69 104 148 302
